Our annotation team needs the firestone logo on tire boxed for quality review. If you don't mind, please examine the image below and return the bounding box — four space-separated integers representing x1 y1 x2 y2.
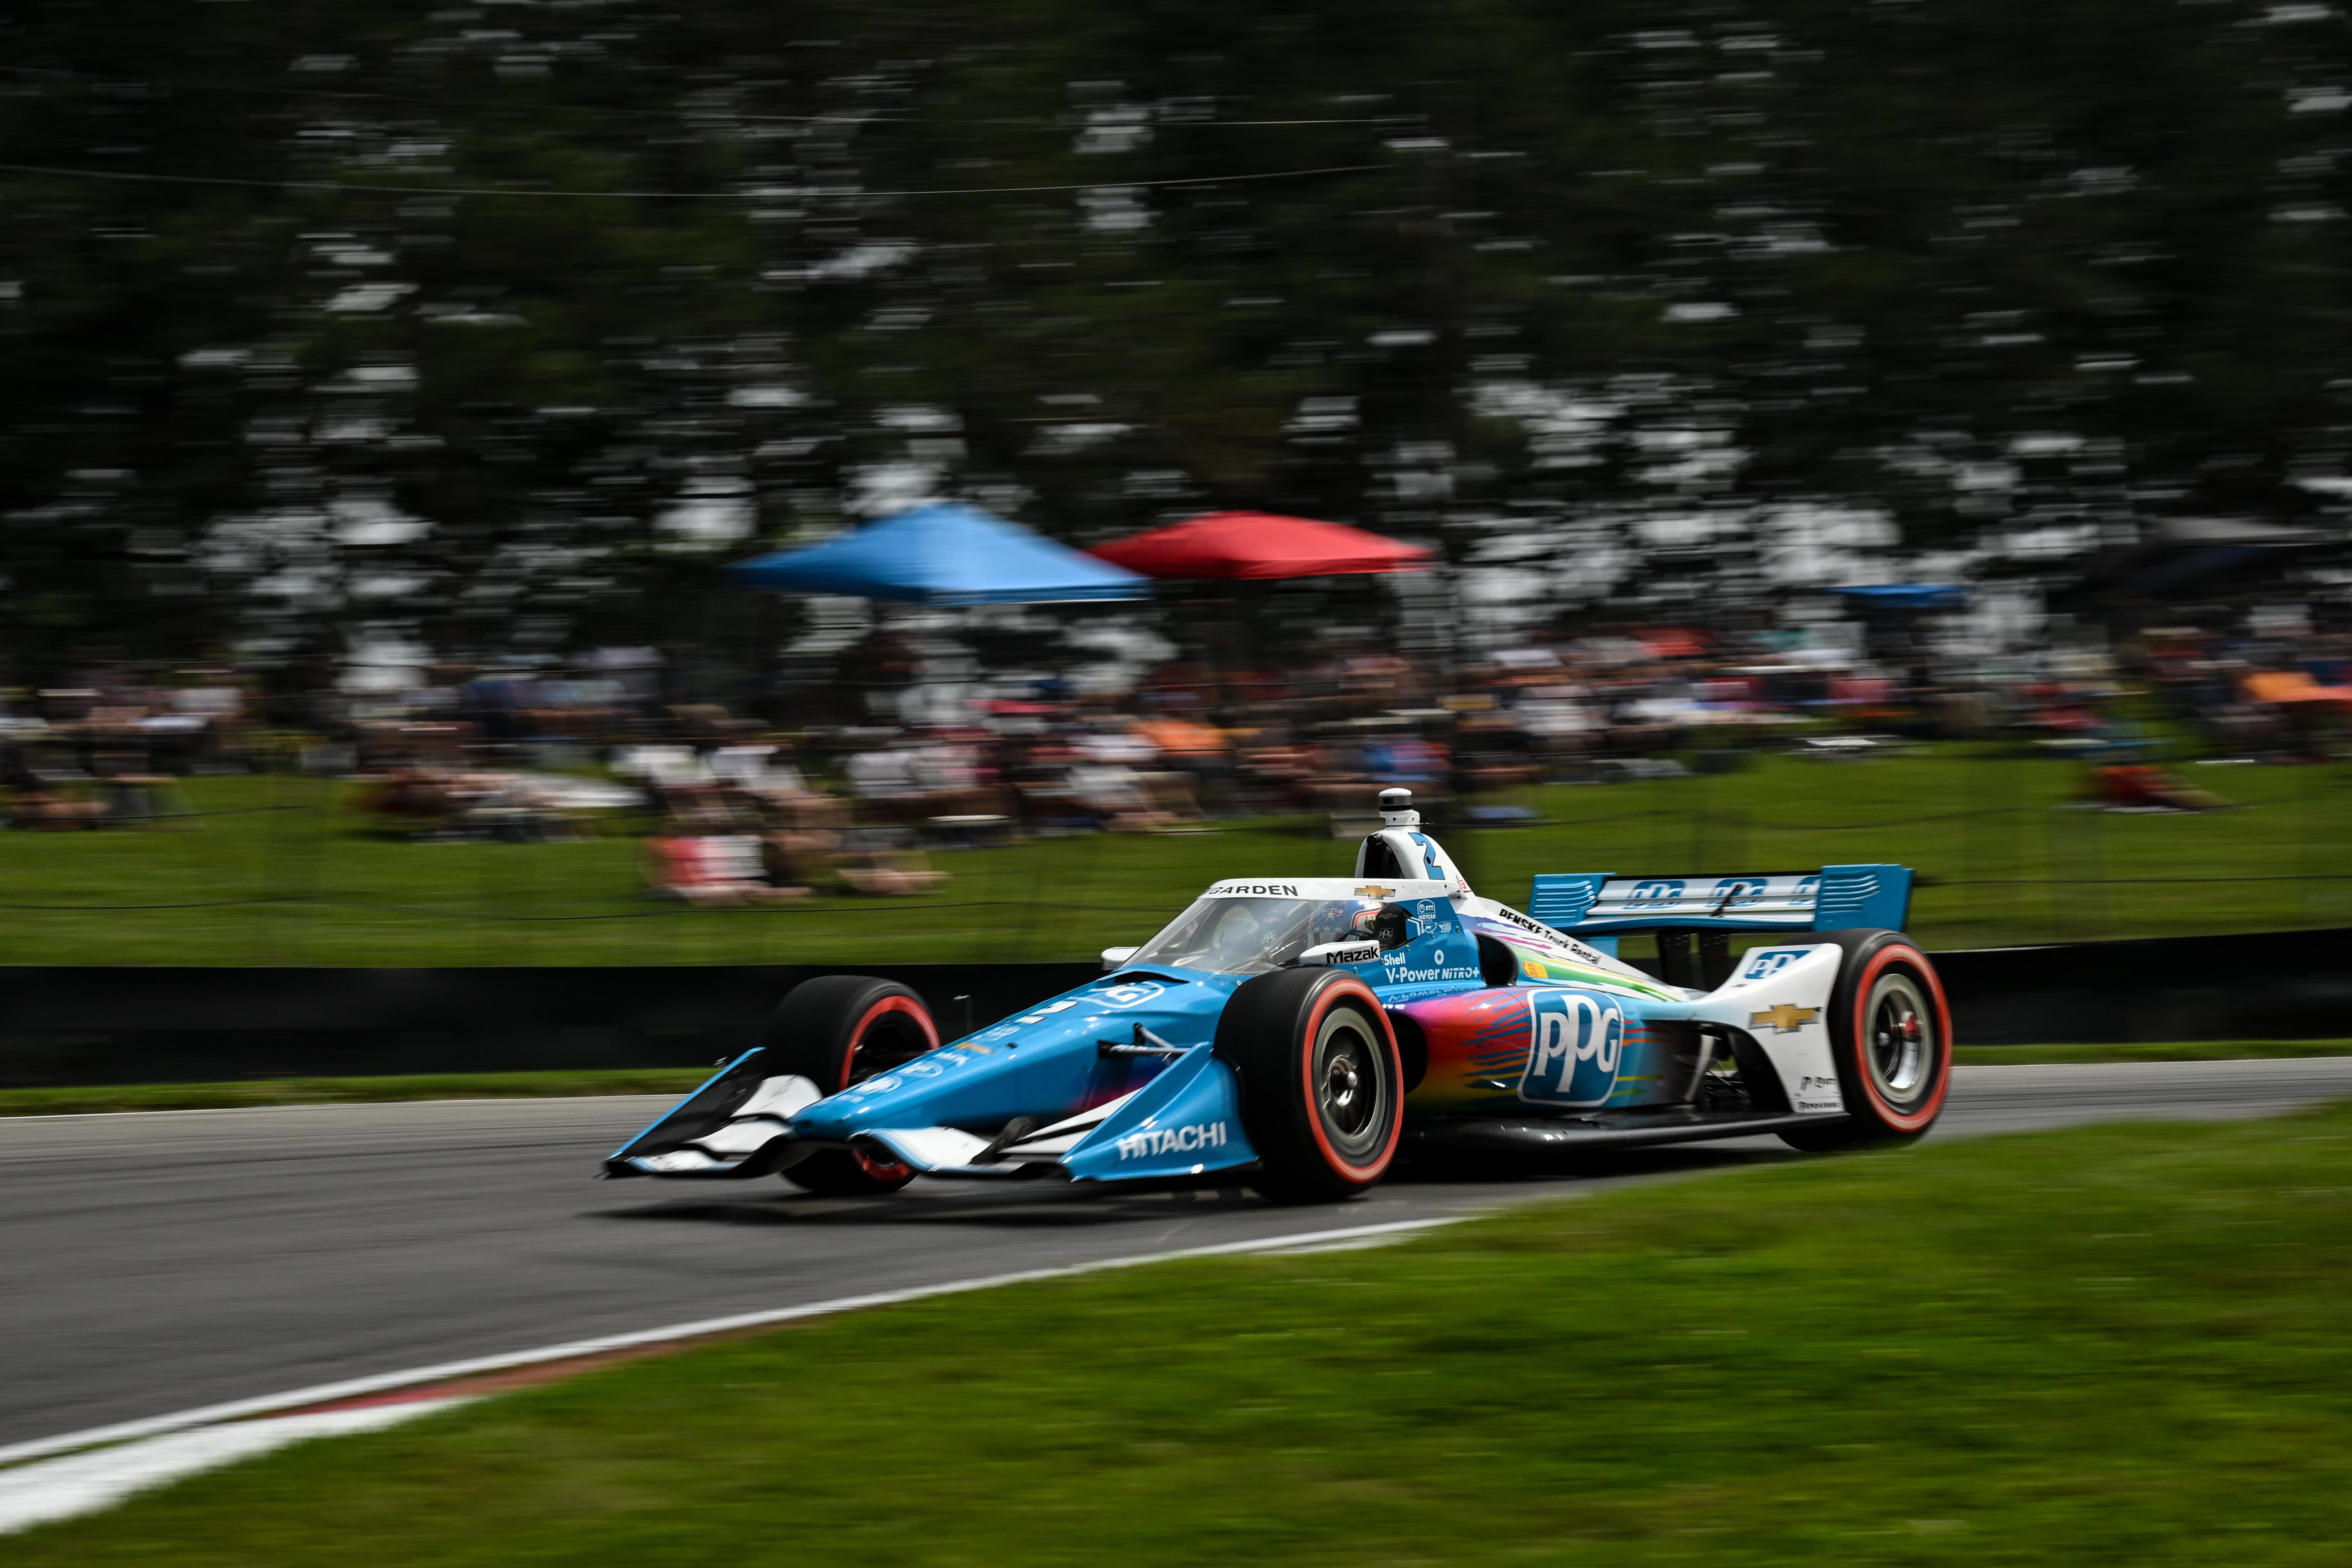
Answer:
1116 1121 1228 1160
1518 991 1625 1109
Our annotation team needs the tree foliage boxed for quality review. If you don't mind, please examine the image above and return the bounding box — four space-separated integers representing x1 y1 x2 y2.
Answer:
2 0 2348 682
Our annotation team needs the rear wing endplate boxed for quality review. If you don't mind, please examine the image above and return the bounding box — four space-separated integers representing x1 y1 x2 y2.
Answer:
1527 865 1913 936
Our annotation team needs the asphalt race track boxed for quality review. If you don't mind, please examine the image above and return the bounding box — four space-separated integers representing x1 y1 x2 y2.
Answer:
5 1057 2351 1450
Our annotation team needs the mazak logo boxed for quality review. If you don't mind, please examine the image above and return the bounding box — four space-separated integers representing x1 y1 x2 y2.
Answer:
1116 1121 1228 1160
1518 992 1625 1109
1626 878 1686 908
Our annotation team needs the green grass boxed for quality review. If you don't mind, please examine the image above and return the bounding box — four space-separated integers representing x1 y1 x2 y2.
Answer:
6 745 2351 964
4 1045 2343 1117
0 1068 710 1118
18 1103 2352 1565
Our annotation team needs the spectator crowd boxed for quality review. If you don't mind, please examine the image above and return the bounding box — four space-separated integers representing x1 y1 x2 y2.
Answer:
7 613 2352 905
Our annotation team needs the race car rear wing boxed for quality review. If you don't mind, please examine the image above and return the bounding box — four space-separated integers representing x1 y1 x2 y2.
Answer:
1525 864 1913 991
1527 865 1914 936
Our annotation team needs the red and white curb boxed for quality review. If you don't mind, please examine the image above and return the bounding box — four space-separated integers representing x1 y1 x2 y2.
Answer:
0 1216 1456 1534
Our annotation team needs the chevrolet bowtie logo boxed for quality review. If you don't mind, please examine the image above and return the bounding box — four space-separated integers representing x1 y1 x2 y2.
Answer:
1355 884 1396 900
1749 1003 1819 1033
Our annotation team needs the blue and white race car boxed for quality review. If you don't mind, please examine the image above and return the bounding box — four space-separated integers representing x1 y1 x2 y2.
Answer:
605 791 1952 1202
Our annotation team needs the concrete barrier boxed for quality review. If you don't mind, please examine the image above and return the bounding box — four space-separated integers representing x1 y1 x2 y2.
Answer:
0 964 1098 1087
0 926 2344 1087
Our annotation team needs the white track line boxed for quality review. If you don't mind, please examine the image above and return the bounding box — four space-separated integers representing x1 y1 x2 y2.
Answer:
0 1401 465 1535
0 1217 1458 1470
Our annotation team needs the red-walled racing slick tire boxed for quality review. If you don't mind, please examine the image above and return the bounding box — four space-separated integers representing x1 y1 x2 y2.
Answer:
1216 967 1404 1203
766 975 939 1194
1779 929 1952 1152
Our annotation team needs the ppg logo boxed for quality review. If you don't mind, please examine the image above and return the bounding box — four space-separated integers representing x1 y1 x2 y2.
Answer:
1710 877 1767 908
1627 879 1685 907
1518 992 1625 1109
1742 947 1810 981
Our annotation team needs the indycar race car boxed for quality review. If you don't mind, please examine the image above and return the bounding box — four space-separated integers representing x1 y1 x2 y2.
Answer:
605 789 1952 1202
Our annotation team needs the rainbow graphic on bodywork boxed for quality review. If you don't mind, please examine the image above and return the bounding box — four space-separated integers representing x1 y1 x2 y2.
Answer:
1398 986 1686 1113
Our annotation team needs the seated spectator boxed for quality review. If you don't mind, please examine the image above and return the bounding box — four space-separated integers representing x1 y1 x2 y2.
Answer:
711 743 850 829
2091 764 2227 813
1065 761 1182 831
844 742 918 804
2 757 106 829
828 828 951 895
644 831 811 905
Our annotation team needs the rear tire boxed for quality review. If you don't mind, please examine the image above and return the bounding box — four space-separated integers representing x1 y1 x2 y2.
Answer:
768 976 938 1194
1216 968 1403 1203
1779 930 1952 1152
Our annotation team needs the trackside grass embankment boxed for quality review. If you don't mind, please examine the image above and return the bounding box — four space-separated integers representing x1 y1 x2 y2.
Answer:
18 1103 2352 1564
4 1043 2345 1115
5 746 2351 964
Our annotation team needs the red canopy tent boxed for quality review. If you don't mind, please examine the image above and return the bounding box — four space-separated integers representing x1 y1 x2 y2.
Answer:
1087 511 1431 579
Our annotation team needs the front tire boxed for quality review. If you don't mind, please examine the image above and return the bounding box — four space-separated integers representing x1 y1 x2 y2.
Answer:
1216 968 1403 1203
1779 930 1952 1152
766 975 939 1194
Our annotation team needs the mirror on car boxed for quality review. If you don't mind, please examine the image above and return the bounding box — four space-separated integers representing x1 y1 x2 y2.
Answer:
1100 946 1139 972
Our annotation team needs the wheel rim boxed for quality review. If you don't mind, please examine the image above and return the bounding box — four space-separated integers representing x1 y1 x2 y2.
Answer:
842 1001 931 1184
1865 970 1936 1110
852 1144 914 1183
1311 1005 1389 1162
846 1009 931 1086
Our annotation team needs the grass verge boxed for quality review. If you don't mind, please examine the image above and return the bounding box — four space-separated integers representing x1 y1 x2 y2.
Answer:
17 1102 2352 1564
0 1068 710 1118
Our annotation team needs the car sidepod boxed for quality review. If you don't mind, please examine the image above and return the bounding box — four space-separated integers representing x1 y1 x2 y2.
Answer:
1394 985 1705 1115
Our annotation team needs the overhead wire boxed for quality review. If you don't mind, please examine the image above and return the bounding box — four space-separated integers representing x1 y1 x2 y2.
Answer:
0 65 1420 130
0 159 1389 201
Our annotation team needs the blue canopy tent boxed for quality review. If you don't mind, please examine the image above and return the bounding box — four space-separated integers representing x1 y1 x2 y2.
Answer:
730 502 1149 605
1830 584 1970 611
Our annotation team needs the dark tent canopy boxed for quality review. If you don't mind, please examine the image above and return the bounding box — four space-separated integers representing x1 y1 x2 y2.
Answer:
1088 511 1432 580
732 502 1149 605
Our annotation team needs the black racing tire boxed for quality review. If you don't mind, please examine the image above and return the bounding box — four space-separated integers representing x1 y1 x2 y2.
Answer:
766 975 939 1194
1216 967 1404 1203
1778 929 1953 1152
